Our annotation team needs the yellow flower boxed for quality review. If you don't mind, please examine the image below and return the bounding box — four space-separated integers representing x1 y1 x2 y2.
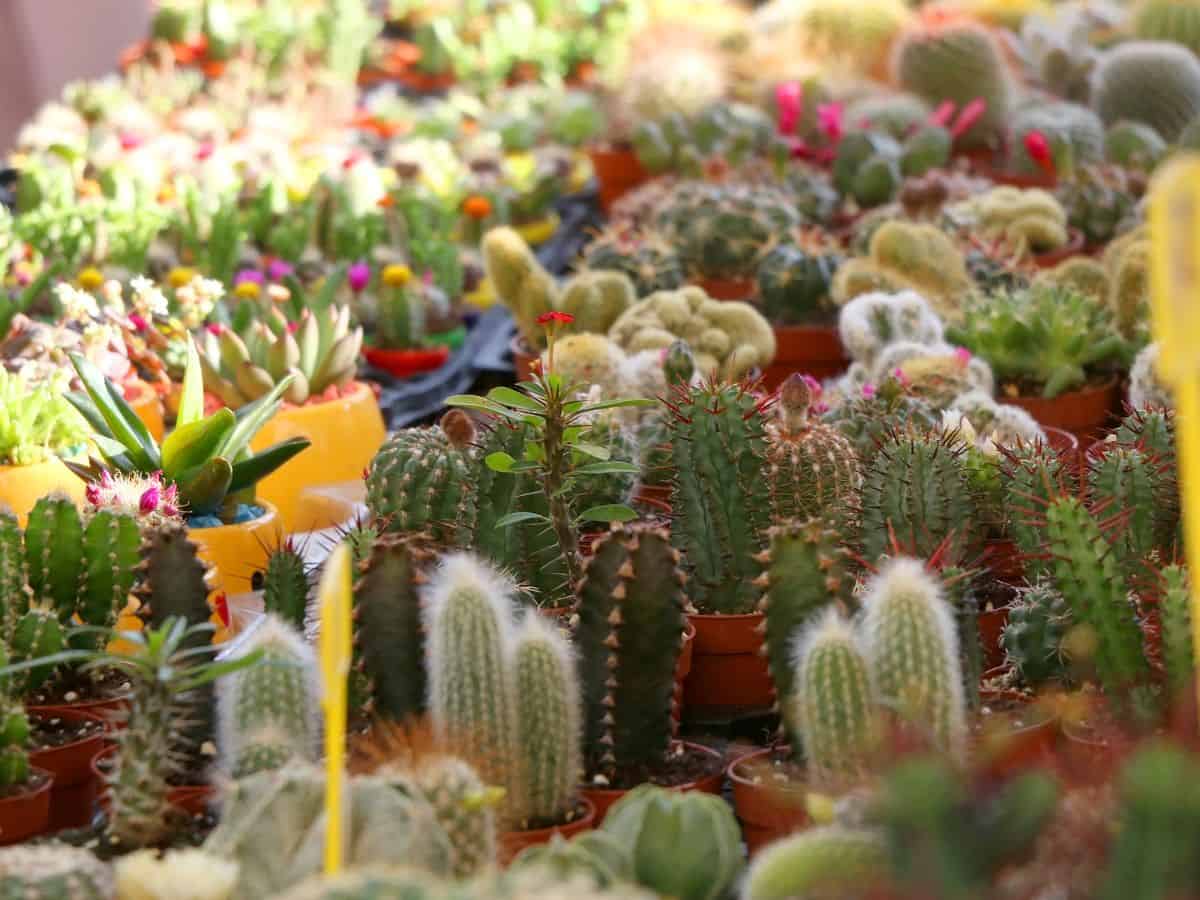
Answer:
234 281 262 300
77 267 104 291
382 263 413 288
168 267 196 288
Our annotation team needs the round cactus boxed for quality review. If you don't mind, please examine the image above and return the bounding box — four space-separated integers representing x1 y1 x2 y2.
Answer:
1091 41 1200 141
1002 581 1074 689
755 243 840 326
1133 0 1200 55
412 756 498 878
1105 120 1167 171
558 271 637 336
582 230 685 295
742 826 888 900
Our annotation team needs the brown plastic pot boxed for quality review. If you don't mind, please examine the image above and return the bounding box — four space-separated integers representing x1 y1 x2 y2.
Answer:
1006 378 1118 445
762 325 849 389
695 276 757 301
683 612 773 712
0 768 53 845
30 709 108 831
588 145 650 213
728 747 808 856
499 797 596 863
580 741 724 824
975 689 1058 779
1033 228 1087 269
511 335 538 382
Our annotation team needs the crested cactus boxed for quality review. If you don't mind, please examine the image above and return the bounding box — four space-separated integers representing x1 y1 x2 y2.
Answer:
575 524 687 781
1092 41 1200 141
260 537 311 633
0 844 113 899
1002 580 1074 689
218 615 320 777
860 557 967 759
512 612 582 827
483 227 558 350
23 494 84 622
793 609 877 788
366 410 477 545
1161 564 1193 699
742 827 889 900
667 380 771 614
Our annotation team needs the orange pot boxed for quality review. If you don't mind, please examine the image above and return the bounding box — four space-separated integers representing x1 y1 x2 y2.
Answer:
0 769 53 845
250 382 385 532
0 459 86 526
683 612 773 713
588 145 650 214
729 748 808 856
499 797 596 864
189 502 280 595
511 335 539 383
125 380 165 443
1006 378 1118 445
762 325 849 389
30 709 107 831
580 741 725 825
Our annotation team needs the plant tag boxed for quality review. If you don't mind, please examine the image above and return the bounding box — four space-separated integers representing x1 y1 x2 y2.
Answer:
317 542 352 874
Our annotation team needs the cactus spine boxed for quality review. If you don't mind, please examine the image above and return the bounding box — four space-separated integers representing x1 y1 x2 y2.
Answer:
742 827 888 900
261 538 312 632
8 606 65 693
412 756 497 878
0 844 114 899
1088 444 1175 579
0 512 25 639
1001 438 1073 581
1161 564 1193 699
134 525 215 633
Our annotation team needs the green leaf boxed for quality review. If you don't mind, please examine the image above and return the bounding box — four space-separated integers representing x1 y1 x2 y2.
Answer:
68 354 158 472
162 409 236 480
575 461 640 475
495 511 549 528
445 394 508 413
575 398 657 414
486 386 544 413
579 504 638 523
177 339 206 429
216 375 296 462
573 442 611 461
177 457 234 517
227 437 312 494
485 451 516 472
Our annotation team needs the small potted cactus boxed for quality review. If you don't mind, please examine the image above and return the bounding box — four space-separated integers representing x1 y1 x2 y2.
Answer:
0 700 53 844
360 263 455 378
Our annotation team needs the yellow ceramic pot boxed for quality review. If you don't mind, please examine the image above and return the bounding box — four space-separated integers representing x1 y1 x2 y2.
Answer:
0 459 86 525
190 502 281 596
514 212 561 247
249 381 386 532
125 380 165 443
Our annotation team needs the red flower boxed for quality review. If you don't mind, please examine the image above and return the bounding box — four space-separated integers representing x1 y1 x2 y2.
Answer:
212 592 230 628
951 99 986 140
1023 129 1055 176
536 312 575 326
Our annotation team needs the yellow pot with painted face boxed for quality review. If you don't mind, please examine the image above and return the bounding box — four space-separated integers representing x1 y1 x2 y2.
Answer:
249 381 386 533
0 459 86 525
189 502 281 596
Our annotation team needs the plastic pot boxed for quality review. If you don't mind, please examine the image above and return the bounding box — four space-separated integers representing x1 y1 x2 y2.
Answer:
695 276 757 301
0 768 53 845
729 747 808 856
363 345 450 379
511 335 539 382
682 612 773 713
499 797 596 864
588 145 649 214
30 709 107 830
580 741 724 825
763 325 849 388
1006 378 1118 445
189 502 279 595
0 459 86 526
1033 228 1087 269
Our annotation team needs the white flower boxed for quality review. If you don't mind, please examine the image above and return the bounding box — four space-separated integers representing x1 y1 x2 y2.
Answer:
130 275 168 317
101 279 125 312
54 282 100 322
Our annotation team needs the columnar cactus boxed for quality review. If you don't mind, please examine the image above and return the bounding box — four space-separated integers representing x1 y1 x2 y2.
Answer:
1002 581 1074 689
511 612 582 828
1115 405 1176 464
79 510 141 645
483 227 558 350
260 538 312 633
23 494 84 620
134 525 214 634
218 615 320 778
860 557 967 759
1091 41 1200 141
1087 444 1176 578
668 380 771 615
940 566 983 713
1000 437 1073 581
0 700 30 789
0 844 114 899
575 524 687 781
0 513 24 644
742 827 888 900
366 410 477 546
793 610 877 789
8 606 66 693
1160 564 1193 699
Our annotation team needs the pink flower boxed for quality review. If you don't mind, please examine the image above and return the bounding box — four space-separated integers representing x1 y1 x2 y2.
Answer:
929 101 956 128
862 383 877 398
776 82 803 136
343 152 362 171
812 402 830 415
128 313 148 332
85 483 100 506
1023 129 1055 176
139 484 161 516
893 367 911 387
119 132 143 151
348 261 370 292
953 347 973 367
195 141 215 161
951 99 986 140
801 374 823 401
206 322 225 336
162 484 180 518
817 103 844 144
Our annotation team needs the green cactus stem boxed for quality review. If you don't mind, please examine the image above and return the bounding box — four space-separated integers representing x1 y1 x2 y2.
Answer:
1160 565 1193 700
260 537 312 633
23 494 84 622
742 827 888 900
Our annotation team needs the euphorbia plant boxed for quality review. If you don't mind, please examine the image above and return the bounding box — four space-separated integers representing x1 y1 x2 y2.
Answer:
65 342 310 524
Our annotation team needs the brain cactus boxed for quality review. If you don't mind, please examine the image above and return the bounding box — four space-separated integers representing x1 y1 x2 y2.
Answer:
1091 41 1200 141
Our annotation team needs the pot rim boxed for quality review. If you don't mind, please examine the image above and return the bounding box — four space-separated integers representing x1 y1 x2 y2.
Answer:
503 796 596 840
726 745 805 794
0 766 54 805
186 499 277 533
580 740 724 797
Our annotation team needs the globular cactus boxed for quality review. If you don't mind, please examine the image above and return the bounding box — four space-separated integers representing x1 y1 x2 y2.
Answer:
218 615 320 778
411 756 497 878
667 380 772 614
23 494 84 622
260 537 312 633
890 19 1014 147
0 844 114 899
0 700 30 789
1091 41 1200 141
1009 102 1104 179
511 612 582 828
952 187 1070 255
883 347 994 409
1002 580 1074 689
832 130 903 208
8 605 66 693
366 410 477 546
544 335 626 398
512 830 634 886
582 228 685 296
1132 0 1200 56
860 557 967 759
1035 256 1111 307
1105 120 1167 171
575 525 687 780
793 610 877 789
741 826 889 900
844 92 932 138
756 243 841 328
1129 343 1174 411
1087 443 1177 578
1056 167 1139 248
557 271 637 336
424 553 521 826
483 226 558 350
1160 564 1193 699
822 375 941 464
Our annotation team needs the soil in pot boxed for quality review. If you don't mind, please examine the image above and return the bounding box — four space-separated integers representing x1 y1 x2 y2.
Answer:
580 741 725 823
683 612 774 716
729 746 808 856
499 797 595 863
30 710 108 830
0 768 53 845
974 689 1057 779
27 667 133 718
1003 377 1119 445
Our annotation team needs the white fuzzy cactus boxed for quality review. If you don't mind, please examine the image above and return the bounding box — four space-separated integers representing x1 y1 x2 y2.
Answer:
838 290 945 368
1129 342 1174 410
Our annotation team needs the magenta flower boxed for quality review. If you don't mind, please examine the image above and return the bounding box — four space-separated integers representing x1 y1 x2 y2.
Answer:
119 132 143 151
139 484 161 516
862 383 877 399
348 261 370 292
235 269 265 286
817 103 844 144
801 373 823 401
928 101 956 128
953 347 973 366
893 367 911 387
266 259 294 281
85 483 101 506
951 99 987 140
128 313 149 332
776 82 803 136
206 322 225 336
195 141 215 161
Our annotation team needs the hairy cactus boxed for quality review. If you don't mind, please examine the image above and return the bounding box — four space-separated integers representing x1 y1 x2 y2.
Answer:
582 228 685 296
861 557 967 758
411 756 497 878
831 225 971 319
1002 581 1074 689
951 187 1070 255
1160 564 1193 699
0 844 114 899
1091 41 1200 141
114 848 237 900
260 538 311 632
575 524 687 780
218 615 319 778
891 19 1013 147
667 380 771 614
558 271 637 336
366 410 477 545
1035 256 1110 306
794 610 877 788
1129 343 1174 410
483 227 558 350
742 826 889 900
756 242 841 327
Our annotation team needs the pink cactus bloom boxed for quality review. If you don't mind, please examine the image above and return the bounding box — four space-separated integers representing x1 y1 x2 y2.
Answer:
776 82 803 136
862 383 877 399
817 103 844 144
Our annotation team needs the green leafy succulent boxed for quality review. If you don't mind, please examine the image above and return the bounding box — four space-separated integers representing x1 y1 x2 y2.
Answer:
0 367 88 467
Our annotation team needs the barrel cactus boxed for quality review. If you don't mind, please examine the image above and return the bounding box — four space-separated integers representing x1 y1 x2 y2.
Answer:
582 229 686 295
756 242 841 326
742 827 889 900
1002 581 1074 689
1133 0 1200 56
1091 41 1200 141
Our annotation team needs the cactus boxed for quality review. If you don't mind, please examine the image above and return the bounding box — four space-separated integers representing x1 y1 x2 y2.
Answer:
1129 343 1174 410
1010 103 1104 179
0 844 113 899
1105 121 1167 171
582 229 685 295
23 494 84 622
0 512 25 640
1107 235 1150 344
832 130 903 208
79 510 141 643
755 242 841 327
1116 405 1177 464
218 615 319 778
860 557 967 758
1035 256 1111 306
371 266 447 352
114 848 237 900
667 380 772 614
793 609 877 788
602 786 744 900
789 0 911 76
0 700 30 790
545 335 626 399
411 756 497 878
1091 41 1200 141
950 187 1070 255
890 19 1013 147
365 411 477 546
1160 565 1193 699
557 271 637 336
1087 443 1177 578
823 377 941 465
260 537 312 632
1002 581 1074 689
483 227 558 350
512 612 582 827
1000 437 1074 583
1133 0 1200 56
513 830 634 886
575 524 687 780
742 827 889 900
1056 167 1140 248
845 92 931 138
134 524 214 633
424 553 521 825
860 429 978 566
938 566 983 714
9 606 66 693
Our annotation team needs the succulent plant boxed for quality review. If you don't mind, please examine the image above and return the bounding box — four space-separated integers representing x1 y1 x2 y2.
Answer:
999 436 1075 581
742 826 889 900
368 264 449 352
482 227 558 350
631 102 781 176
1105 121 1167 171
1002 581 1074 689
0 368 88 467
0 699 30 790
113 847 237 900
823 375 941 464
0 844 114 899
1158 565 1193 701
581 228 686 296
557 272 637 337
1091 41 1200 142
948 187 1070 256
755 241 841 326
1010 102 1104 179
832 130 904 208
259 537 311 633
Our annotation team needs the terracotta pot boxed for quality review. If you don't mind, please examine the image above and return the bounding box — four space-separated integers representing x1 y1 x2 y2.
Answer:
0 459 86 527
683 612 773 713
189 502 279 596
975 689 1058 779
0 768 53 844
1056 723 1126 788
511 335 539 382
1033 228 1087 269
363 345 450 378
1006 378 1118 445
672 621 696 733
30 709 107 830
91 746 213 815
762 325 849 389
729 748 808 856
588 145 649 214
978 604 1010 669
580 741 725 824
696 276 757 301
250 382 386 532
499 797 596 864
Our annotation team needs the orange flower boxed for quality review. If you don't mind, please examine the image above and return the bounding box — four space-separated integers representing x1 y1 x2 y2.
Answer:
462 195 493 220
377 194 395 209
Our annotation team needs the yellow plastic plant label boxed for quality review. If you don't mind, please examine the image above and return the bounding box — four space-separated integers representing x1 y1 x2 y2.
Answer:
1149 155 1200 719
317 542 353 875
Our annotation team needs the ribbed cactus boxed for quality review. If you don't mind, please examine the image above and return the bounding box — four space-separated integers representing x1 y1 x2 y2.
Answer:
575 525 687 781
0 700 30 789
512 612 582 828
755 243 840 326
260 538 312 632
483 227 558 351
79 510 141 643
512 830 634 886
1000 437 1073 581
1134 0 1200 58
1160 565 1193 699
134 524 214 633
860 429 977 566
8 606 66 693
351 534 435 723
793 610 877 789
668 380 771 615
0 511 25 640
366 411 477 546
742 827 889 900
760 518 854 741
583 228 686 296
1115 406 1176 464
766 375 862 526
1042 495 1150 699
23 494 84 621
1002 581 1074 689
1087 444 1175 579
412 756 497 878
424 553 520 826
0 844 114 899
218 615 320 778
861 557 966 759
1092 41 1200 141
